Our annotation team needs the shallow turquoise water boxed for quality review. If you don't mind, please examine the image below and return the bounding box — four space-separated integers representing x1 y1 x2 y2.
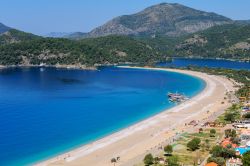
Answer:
0 66 205 165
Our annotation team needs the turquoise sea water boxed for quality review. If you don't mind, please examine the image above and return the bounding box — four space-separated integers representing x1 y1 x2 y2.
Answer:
0 66 205 165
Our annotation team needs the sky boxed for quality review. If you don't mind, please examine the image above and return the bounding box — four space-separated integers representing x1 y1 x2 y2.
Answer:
0 0 250 35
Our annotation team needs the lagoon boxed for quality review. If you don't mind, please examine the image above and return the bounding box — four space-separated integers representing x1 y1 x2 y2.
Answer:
0 66 205 165
157 58 250 70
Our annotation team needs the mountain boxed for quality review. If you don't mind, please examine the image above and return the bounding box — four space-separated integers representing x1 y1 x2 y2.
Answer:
0 23 11 34
45 32 73 38
0 29 41 45
0 22 162 66
234 20 250 25
64 32 87 39
0 2 249 67
44 32 88 39
84 3 232 38
174 24 250 59
1 23 249 67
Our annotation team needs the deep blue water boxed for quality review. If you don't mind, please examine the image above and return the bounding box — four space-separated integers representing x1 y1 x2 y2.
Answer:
157 58 250 70
0 66 205 166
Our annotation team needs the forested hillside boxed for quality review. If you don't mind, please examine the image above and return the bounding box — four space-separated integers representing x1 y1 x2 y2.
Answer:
175 24 250 59
0 33 164 66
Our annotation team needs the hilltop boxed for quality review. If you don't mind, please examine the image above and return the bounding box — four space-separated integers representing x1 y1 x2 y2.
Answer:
83 3 232 38
0 23 11 34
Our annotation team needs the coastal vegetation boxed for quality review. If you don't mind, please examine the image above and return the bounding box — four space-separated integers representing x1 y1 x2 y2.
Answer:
174 24 250 59
1 24 250 67
210 129 216 137
208 144 238 166
164 145 173 156
140 129 223 166
143 153 154 166
242 151 250 165
0 32 164 66
183 67 250 100
0 29 40 45
1 3 250 67
187 137 201 151
139 66 249 166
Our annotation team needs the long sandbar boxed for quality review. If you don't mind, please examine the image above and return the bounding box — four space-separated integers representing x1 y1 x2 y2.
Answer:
36 67 236 166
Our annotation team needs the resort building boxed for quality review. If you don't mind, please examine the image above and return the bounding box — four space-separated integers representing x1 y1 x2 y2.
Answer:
226 158 242 166
239 129 250 143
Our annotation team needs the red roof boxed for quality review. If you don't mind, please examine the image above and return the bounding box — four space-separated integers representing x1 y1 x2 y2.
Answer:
221 138 238 148
206 162 218 166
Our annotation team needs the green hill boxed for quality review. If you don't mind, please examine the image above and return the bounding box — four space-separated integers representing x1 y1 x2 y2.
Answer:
175 24 250 59
0 23 11 34
1 24 249 67
0 32 164 66
0 29 41 45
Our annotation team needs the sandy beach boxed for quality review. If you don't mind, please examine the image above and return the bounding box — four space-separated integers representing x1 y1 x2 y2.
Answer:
36 67 236 166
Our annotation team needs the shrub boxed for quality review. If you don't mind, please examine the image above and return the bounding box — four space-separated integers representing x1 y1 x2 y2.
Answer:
187 137 201 151
242 151 250 166
167 155 179 166
144 153 154 166
210 129 216 137
164 145 173 155
210 145 236 159
225 129 236 138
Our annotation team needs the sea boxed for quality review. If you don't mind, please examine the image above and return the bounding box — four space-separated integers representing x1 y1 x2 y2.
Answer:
0 58 249 165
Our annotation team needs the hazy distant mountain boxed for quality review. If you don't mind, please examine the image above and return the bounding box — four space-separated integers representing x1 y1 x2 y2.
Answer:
45 32 87 39
234 20 250 25
83 3 232 38
64 32 87 39
45 32 73 38
0 23 11 34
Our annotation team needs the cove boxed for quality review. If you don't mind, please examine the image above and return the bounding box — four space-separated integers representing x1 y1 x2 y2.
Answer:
0 66 205 165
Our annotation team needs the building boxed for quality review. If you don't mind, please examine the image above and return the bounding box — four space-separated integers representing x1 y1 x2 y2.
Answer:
226 158 242 166
240 129 250 142
221 138 238 148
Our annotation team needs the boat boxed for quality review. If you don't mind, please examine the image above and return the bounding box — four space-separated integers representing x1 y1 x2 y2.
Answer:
167 92 189 103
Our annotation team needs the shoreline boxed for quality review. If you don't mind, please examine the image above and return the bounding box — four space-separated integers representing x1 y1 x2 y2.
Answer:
36 67 236 166
0 64 97 70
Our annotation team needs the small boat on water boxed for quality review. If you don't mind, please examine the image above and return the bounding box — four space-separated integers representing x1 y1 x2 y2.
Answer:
167 92 189 103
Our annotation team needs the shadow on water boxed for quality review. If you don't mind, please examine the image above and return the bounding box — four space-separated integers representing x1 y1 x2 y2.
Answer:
56 78 83 84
